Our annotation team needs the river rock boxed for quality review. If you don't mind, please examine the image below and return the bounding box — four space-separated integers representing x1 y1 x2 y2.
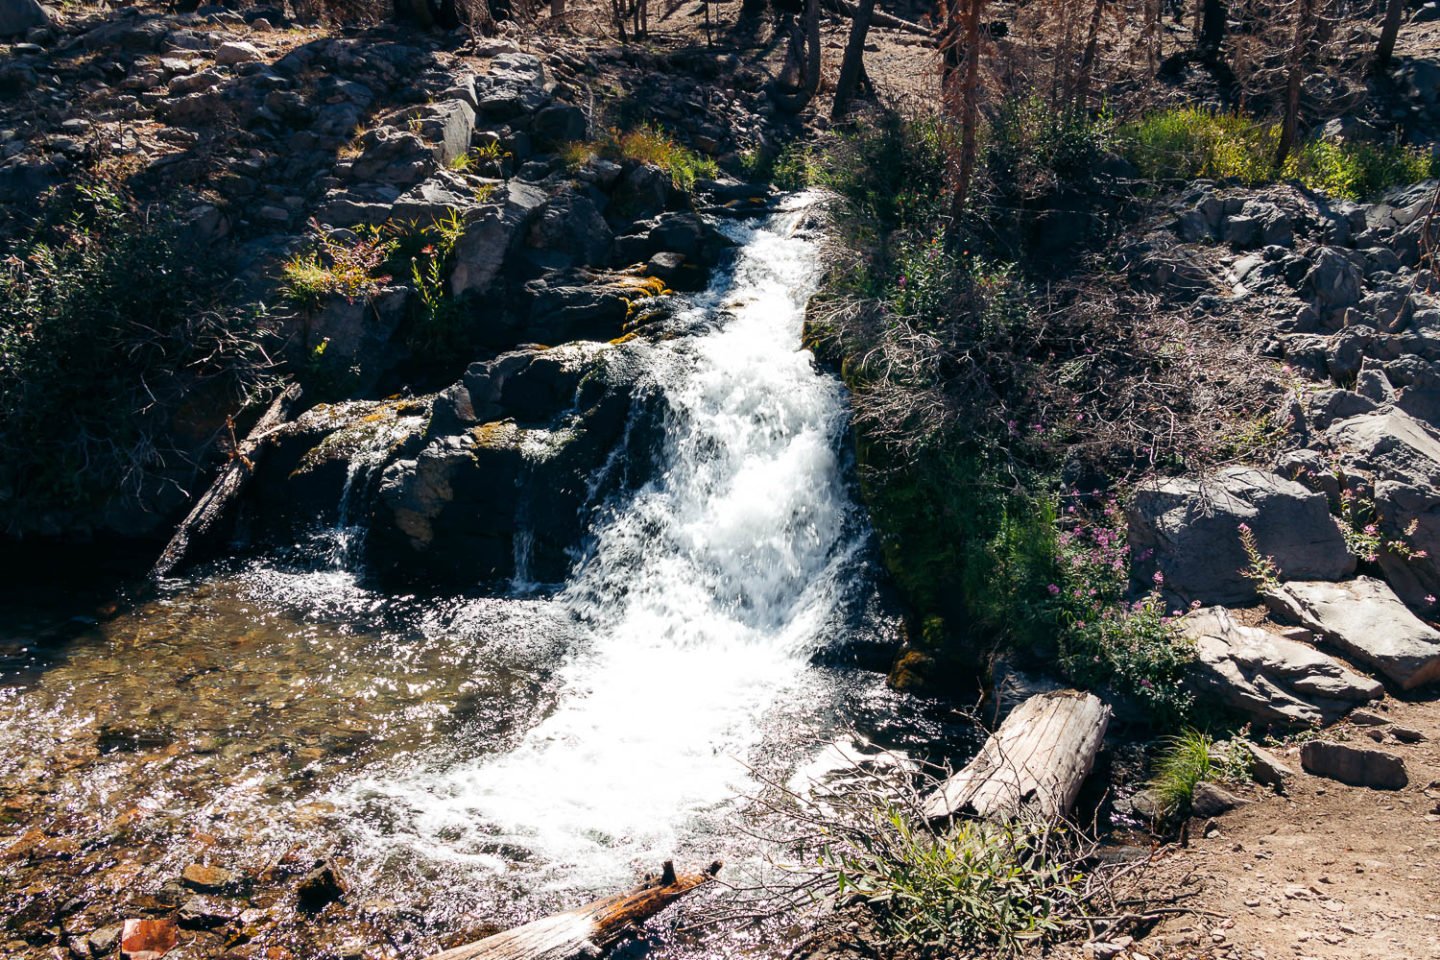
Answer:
1266 577 1440 689
531 102 586 149
473 52 549 119
1300 740 1408 789
297 859 346 910
1181 607 1382 726
178 895 237 929
181 863 237 892
0 0 47 37
1128 466 1355 605
214 40 263 66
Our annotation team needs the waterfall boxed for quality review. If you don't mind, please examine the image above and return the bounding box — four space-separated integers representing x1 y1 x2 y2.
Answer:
336 196 868 892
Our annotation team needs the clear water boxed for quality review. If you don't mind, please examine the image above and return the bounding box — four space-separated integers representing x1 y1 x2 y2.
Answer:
0 200 962 953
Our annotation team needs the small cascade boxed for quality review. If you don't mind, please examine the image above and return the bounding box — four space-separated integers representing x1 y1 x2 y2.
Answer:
325 420 413 570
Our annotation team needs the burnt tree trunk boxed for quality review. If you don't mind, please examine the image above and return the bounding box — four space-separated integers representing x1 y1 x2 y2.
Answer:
1374 0 1404 74
1072 0 1107 113
1199 0 1226 59
426 862 720 960
1275 0 1311 168
772 0 821 112
830 0 876 120
950 0 985 224
150 383 304 582
922 691 1111 822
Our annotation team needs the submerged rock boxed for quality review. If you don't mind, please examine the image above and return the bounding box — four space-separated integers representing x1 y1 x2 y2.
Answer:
297 860 346 910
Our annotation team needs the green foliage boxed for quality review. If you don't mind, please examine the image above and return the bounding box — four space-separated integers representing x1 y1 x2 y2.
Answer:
563 124 718 192
1237 521 1282 593
281 221 395 306
984 96 1111 205
1117 107 1436 199
739 141 813 190
824 808 1080 956
1149 729 1215 815
1053 506 1196 722
0 180 272 521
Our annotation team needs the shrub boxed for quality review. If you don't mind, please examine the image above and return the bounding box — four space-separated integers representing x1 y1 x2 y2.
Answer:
1118 107 1437 199
0 181 273 524
983 96 1111 205
281 221 394 306
825 807 1081 955
1052 505 1196 722
563 124 719 192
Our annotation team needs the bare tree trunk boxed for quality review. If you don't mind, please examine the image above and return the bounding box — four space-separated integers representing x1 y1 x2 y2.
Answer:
1374 0 1404 74
831 0 876 121
1275 0 1311 168
772 0 821 112
1199 0 1226 59
952 0 985 223
1073 0 1107 113
551 0 565 27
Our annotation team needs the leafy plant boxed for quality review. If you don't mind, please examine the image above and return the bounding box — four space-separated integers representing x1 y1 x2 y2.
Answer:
1237 522 1281 594
281 220 395 306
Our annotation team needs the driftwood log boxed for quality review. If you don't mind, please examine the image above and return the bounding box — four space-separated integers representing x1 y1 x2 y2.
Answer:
923 691 1110 822
426 861 721 960
149 383 303 581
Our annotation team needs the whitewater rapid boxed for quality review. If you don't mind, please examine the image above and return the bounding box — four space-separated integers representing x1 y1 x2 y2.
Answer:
335 197 868 893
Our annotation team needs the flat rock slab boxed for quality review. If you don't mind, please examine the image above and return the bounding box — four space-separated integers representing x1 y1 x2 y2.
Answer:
1300 740 1408 789
1268 577 1440 689
1183 607 1382 726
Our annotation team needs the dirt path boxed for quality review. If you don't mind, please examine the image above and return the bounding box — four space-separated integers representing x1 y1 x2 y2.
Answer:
1129 696 1440 960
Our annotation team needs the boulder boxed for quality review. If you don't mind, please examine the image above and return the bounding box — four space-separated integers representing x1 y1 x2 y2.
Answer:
408 99 475 169
526 188 613 268
1128 466 1355 605
1299 740 1408 789
214 40 263 65
0 0 47 37
390 172 491 224
1266 577 1440 689
1190 781 1245 818
449 181 549 299
473 53 549 119
372 344 644 586
1181 607 1382 727
1303 246 1363 310
1236 740 1295 791
611 163 671 219
531 103 587 149
303 286 410 394
1325 409 1440 606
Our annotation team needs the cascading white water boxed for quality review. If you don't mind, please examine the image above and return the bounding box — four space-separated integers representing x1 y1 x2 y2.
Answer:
338 196 867 893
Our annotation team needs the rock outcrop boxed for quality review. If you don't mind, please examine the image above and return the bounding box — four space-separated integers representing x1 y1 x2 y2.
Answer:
1182 607 1382 727
1267 577 1440 689
1128 466 1354 605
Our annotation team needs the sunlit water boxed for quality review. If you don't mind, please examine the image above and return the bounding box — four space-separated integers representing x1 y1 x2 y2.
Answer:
0 200 966 953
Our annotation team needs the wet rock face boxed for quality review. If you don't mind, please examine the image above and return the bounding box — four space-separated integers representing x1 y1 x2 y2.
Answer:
370 343 647 587
1128 466 1355 606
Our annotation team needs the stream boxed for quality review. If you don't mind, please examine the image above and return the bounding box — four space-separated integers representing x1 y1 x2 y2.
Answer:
0 199 968 956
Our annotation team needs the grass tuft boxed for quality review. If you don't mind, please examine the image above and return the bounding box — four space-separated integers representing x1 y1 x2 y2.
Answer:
1149 729 1214 815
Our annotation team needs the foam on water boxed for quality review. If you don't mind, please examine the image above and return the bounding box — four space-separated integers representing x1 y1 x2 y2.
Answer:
335 197 863 892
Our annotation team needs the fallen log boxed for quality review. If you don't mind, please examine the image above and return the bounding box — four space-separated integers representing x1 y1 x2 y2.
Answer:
427 860 721 960
821 0 935 38
923 690 1110 822
149 382 303 581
